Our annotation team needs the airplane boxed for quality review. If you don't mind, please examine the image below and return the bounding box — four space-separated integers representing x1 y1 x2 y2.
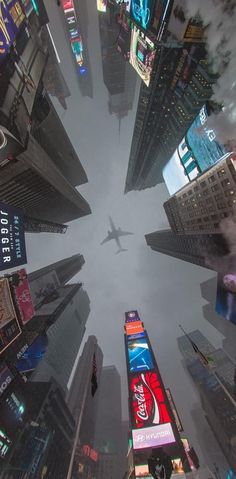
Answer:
101 217 133 254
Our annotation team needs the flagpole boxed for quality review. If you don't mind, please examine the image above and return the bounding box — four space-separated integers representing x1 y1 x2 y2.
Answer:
65 357 94 479
178 325 236 410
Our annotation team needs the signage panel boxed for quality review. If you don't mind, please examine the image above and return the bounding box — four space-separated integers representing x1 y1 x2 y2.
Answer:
0 0 26 64
10 269 34 325
130 0 155 30
130 372 171 429
132 422 175 450
0 202 27 271
125 310 140 322
127 337 154 373
0 363 14 397
0 278 21 354
125 320 144 336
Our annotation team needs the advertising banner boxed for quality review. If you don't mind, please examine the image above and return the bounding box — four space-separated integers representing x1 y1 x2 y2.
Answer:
130 372 171 429
0 0 26 64
10 269 34 324
0 278 21 354
0 362 14 397
29 269 60 309
129 26 156 86
127 337 154 373
125 310 140 322
132 422 175 450
215 271 236 326
0 202 27 271
125 320 144 336
97 0 107 12
130 0 155 30
162 105 228 195
16 333 48 373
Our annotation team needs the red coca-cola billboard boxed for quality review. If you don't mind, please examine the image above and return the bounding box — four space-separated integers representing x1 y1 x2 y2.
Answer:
130 371 171 429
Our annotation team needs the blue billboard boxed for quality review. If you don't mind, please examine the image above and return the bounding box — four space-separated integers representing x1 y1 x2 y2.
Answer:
163 105 228 195
0 202 27 271
127 337 154 373
130 0 155 30
0 1 26 64
16 334 48 373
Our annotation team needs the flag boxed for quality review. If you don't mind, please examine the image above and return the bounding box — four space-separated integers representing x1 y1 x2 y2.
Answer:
91 353 98 397
189 338 214 368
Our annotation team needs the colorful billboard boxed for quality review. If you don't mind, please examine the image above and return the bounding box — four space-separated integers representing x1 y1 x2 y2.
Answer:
97 0 107 12
0 0 26 64
127 338 154 373
130 0 155 30
215 272 236 326
135 463 152 477
163 105 228 195
129 25 156 86
9 269 34 325
0 278 21 354
125 320 144 336
125 310 140 322
130 372 171 429
16 334 48 373
132 422 175 450
0 202 27 271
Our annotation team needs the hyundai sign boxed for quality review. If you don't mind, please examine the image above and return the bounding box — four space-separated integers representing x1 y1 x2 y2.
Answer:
0 202 27 271
132 422 175 450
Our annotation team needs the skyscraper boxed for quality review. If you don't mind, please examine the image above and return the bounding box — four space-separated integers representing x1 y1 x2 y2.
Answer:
66 336 103 445
164 153 236 235
28 254 85 287
31 286 90 393
125 45 216 193
145 229 229 269
0 8 91 226
94 366 124 479
178 330 236 471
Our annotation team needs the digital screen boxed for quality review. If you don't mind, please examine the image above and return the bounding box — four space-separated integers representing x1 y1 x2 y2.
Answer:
130 372 171 429
0 0 26 64
172 458 184 474
0 202 27 272
125 310 140 322
135 463 151 477
10 269 34 325
16 334 48 373
97 0 107 12
127 332 146 341
130 0 155 30
125 320 144 336
132 422 175 450
163 105 228 195
0 279 21 354
127 338 154 372
215 271 236 326
129 26 156 86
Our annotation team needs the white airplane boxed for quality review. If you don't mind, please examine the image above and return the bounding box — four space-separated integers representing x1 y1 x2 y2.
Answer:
101 217 133 254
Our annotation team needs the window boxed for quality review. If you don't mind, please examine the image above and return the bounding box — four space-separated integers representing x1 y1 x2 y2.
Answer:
201 181 207 188
221 179 231 187
211 214 218 220
218 168 226 177
224 189 235 198
208 175 216 183
211 184 219 192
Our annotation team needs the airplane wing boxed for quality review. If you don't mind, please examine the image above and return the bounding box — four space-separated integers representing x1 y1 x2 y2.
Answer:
117 230 133 237
101 235 112 245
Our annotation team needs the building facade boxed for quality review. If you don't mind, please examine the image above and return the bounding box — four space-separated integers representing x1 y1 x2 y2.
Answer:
164 153 236 235
28 254 85 287
145 229 229 269
125 44 217 193
178 330 236 472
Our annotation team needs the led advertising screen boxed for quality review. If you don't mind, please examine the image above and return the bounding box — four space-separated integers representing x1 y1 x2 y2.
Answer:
132 422 175 450
0 0 26 64
0 279 21 354
135 463 152 477
125 310 140 322
0 202 27 271
127 332 146 341
130 372 171 429
16 334 48 373
127 338 154 373
129 26 156 86
162 105 228 195
130 0 155 30
125 320 144 336
215 271 236 326
97 0 107 12
9 269 34 325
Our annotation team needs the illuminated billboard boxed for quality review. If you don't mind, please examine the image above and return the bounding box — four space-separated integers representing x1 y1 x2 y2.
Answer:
127 338 154 373
166 1 204 43
16 334 48 373
129 25 156 86
132 422 175 450
0 202 27 271
135 463 152 477
62 0 84 68
125 320 144 336
163 105 228 195
130 0 155 30
0 0 26 64
9 269 34 325
130 372 171 429
125 310 140 322
0 279 21 354
97 0 107 12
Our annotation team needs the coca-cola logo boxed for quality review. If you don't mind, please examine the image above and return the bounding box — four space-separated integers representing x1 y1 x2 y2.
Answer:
131 372 171 429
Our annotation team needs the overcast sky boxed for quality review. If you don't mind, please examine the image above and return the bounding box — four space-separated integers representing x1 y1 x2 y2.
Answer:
22 0 230 472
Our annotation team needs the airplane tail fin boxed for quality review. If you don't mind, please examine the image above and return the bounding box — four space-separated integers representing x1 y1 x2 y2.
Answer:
116 248 128 254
